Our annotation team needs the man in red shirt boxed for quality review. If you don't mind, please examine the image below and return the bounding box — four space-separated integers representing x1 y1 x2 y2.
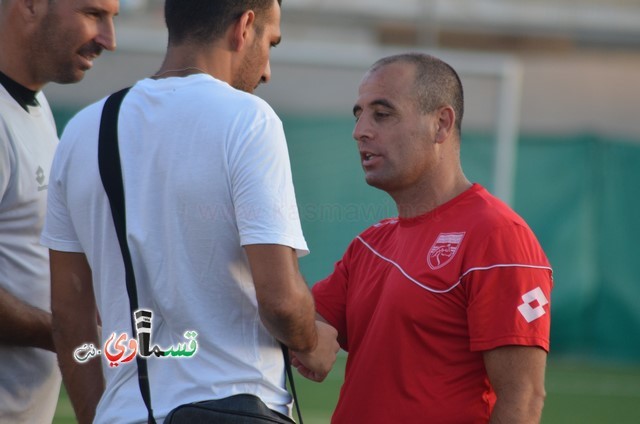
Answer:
300 53 552 423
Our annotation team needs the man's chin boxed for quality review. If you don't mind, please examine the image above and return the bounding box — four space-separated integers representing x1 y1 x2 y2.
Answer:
231 77 262 94
234 84 255 94
53 69 86 85
364 175 383 189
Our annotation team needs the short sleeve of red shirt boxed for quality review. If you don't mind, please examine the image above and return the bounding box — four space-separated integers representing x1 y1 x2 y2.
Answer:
312 244 353 351
464 223 553 352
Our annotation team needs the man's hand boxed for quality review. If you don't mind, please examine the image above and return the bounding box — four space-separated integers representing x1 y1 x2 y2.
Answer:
290 320 340 382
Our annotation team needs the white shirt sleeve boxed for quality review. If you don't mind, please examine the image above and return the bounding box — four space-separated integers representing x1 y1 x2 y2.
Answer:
227 110 309 257
40 121 83 253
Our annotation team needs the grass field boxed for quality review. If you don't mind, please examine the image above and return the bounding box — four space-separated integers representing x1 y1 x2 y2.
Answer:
54 354 640 423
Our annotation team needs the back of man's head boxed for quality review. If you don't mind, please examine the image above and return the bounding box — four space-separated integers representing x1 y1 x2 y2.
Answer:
165 0 281 46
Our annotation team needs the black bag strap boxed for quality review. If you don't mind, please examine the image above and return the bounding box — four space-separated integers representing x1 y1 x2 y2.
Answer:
281 344 303 423
98 87 157 424
97 88 303 424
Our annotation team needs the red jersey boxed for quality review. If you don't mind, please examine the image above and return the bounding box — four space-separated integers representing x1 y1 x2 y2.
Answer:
312 184 552 423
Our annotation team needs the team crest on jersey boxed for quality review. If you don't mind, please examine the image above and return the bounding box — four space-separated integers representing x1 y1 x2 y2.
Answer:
427 232 465 270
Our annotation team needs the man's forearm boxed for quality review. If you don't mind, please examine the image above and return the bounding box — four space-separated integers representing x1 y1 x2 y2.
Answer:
52 288 104 424
258 279 318 352
489 390 545 424
50 250 103 423
484 346 547 424
53 317 104 424
0 286 55 351
245 244 318 352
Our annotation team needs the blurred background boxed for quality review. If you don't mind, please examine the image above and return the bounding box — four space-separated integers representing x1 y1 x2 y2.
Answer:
47 1 640 422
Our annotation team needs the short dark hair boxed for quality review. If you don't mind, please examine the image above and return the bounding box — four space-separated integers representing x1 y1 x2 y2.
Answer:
369 53 465 132
164 0 281 45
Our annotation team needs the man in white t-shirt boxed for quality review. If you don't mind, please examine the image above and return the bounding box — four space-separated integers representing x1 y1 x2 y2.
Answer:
41 1 339 423
0 1 118 422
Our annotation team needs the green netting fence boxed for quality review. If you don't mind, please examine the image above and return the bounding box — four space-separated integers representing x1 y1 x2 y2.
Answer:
283 117 640 364
53 109 640 363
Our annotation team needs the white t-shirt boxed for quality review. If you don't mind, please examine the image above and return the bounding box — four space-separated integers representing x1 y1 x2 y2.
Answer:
0 85 61 423
41 74 308 423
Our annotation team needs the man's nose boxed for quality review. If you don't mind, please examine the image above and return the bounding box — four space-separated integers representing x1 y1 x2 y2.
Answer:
353 115 372 142
96 19 117 52
261 60 272 85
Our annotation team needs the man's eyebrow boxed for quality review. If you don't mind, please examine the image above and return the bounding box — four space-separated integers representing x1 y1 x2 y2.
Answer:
352 98 395 116
80 4 118 15
371 99 394 109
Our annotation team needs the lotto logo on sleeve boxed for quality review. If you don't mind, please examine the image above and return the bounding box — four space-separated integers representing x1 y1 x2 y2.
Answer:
517 287 549 323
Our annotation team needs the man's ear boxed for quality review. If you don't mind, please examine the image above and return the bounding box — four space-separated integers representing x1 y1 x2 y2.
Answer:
22 0 39 18
17 0 46 23
229 9 256 52
434 106 456 144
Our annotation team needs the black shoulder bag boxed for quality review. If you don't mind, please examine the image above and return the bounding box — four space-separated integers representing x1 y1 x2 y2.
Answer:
98 88 303 424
